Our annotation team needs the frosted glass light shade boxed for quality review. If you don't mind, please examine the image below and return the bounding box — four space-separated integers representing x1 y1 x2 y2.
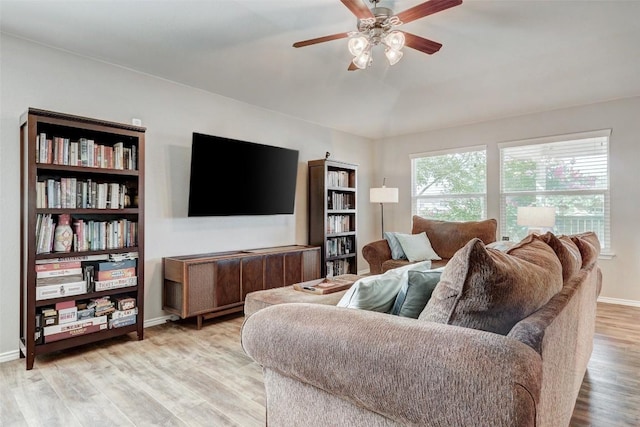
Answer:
385 48 403 65
384 31 405 50
348 36 370 56
352 50 371 69
517 206 556 227
370 186 399 204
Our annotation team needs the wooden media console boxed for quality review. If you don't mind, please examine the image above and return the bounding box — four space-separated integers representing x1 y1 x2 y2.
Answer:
163 245 321 328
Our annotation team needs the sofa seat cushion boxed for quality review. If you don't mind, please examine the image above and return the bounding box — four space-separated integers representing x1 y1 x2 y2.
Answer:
382 258 448 272
420 236 563 335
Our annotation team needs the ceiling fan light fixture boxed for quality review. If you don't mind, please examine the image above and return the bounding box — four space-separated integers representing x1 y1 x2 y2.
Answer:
384 47 403 65
352 49 372 69
384 31 405 51
348 36 370 56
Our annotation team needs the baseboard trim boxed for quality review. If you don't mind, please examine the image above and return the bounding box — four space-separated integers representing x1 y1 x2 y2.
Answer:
597 296 640 307
0 314 180 364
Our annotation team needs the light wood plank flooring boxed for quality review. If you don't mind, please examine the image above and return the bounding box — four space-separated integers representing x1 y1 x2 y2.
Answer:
1 302 638 426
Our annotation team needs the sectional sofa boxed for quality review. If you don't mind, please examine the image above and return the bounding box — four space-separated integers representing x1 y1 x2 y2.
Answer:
241 230 601 426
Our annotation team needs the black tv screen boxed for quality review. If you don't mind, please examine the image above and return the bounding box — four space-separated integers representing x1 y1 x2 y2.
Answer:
188 132 299 216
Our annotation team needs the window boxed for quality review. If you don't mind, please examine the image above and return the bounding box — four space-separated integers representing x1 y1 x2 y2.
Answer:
499 130 610 250
411 147 487 221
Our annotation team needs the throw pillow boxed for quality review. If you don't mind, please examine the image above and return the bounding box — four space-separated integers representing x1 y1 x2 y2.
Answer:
390 269 443 318
411 216 497 259
531 232 582 282
419 237 563 335
395 232 442 262
337 261 432 312
384 231 407 260
485 241 516 252
570 232 601 268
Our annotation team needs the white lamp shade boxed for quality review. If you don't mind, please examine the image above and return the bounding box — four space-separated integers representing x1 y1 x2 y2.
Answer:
370 186 399 204
517 206 556 227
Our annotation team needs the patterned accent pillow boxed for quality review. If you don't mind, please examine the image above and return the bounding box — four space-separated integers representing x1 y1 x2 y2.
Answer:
395 232 442 262
420 238 563 335
384 231 407 260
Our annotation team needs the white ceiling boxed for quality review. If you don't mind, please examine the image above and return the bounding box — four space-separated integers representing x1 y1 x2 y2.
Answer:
2 0 640 139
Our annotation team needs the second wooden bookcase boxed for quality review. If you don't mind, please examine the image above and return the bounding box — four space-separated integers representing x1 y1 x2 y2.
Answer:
308 159 358 277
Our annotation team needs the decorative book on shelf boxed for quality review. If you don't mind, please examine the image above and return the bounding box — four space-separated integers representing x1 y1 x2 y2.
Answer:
293 274 360 295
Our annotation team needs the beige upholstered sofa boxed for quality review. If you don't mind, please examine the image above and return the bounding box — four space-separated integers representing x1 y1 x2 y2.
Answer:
362 216 498 274
241 231 602 427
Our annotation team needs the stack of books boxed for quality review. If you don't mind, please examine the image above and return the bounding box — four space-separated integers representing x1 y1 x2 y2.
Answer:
83 258 137 291
35 260 87 300
109 296 137 329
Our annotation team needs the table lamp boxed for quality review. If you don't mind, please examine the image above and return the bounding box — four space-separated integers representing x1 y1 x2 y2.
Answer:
517 206 556 235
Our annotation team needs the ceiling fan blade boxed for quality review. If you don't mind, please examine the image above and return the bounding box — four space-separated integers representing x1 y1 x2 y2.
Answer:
402 32 443 55
348 62 359 71
340 0 375 19
396 0 462 24
293 32 350 48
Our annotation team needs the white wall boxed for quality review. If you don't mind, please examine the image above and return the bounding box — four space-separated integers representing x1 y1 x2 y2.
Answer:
373 96 640 305
0 34 376 357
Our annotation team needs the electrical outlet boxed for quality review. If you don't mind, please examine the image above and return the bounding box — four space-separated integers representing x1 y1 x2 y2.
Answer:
132 118 142 126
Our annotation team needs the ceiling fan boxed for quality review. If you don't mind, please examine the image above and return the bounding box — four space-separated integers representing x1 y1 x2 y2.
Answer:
293 0 462 70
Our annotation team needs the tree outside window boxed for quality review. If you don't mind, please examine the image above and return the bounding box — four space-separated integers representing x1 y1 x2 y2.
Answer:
411 148 487 222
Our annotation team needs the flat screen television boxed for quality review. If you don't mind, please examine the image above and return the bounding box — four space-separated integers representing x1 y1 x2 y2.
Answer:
188 132 299 216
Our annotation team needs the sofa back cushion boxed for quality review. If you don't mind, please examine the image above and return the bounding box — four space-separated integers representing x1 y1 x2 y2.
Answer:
411 216 497 259
570 232 601 268
528 232 582 282
419 237 563 335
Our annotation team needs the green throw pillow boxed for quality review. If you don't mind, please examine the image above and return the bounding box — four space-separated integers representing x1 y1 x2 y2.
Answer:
390 270 442 318
337 261 433 312
384 231 407 260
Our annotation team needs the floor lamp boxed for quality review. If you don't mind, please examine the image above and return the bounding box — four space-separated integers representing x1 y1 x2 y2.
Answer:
370 178 399 239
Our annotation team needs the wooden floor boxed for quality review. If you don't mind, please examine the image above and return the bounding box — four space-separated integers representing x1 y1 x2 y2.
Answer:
1 302 638 426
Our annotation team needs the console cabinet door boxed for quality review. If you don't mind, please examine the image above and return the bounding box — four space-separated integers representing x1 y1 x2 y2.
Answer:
242 255 264 299
284 251 303 285
214 258 241 307
302 249 322 281
186 262 216 316
264 254 284 289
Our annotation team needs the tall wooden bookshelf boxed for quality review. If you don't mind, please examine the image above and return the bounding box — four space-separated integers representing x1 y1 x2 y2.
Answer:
308 159 358 277
19 108 145 370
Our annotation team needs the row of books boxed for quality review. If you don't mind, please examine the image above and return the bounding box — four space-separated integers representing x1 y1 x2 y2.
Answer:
327 191 354 210
326 236 354 257
326 259 351 278
326 170 352 188
36 178 133 209
35 255 139 300
326 214 353 234
35 214 138 254
35 295 138 343
36 133 137 170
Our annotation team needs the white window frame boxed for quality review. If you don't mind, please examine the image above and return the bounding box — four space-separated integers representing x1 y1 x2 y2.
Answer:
410 145 488 222
498 129 612 255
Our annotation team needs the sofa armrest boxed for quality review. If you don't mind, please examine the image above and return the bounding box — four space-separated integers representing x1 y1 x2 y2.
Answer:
242 303 542 426
362 239 392 275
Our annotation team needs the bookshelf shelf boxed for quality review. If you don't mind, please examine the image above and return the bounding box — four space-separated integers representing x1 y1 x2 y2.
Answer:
20 108 146 370
308 159 358 277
